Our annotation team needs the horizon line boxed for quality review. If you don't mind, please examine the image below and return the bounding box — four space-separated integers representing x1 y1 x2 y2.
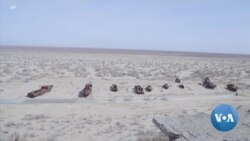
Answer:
1 45 250 57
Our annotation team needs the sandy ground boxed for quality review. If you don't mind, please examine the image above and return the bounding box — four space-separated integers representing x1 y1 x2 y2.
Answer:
0 47 250 141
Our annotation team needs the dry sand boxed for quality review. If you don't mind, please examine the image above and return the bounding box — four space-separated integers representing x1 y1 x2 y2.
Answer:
0 47 250 141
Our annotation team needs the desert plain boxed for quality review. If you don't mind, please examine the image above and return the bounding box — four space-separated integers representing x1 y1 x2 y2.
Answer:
0 47 250 141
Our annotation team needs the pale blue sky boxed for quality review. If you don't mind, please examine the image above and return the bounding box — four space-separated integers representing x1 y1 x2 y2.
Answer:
0 0 250 54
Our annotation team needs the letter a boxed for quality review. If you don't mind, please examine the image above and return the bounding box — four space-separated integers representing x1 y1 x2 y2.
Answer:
226 114 234 122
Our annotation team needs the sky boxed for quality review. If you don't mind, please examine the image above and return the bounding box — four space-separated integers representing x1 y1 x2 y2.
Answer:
0 0 250 54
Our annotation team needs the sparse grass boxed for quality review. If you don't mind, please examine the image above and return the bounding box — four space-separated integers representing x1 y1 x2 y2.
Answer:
4 121 17 128
22 114 49 121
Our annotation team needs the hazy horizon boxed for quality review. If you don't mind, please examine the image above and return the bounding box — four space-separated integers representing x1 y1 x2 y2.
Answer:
1 0 250 54
2 45 250 58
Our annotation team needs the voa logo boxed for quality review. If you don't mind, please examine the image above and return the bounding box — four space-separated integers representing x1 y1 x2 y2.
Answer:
214 113 234 123
211 104 238 132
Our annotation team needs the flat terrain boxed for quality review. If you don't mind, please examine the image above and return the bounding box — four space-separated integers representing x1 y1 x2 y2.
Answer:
0 47 250 141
